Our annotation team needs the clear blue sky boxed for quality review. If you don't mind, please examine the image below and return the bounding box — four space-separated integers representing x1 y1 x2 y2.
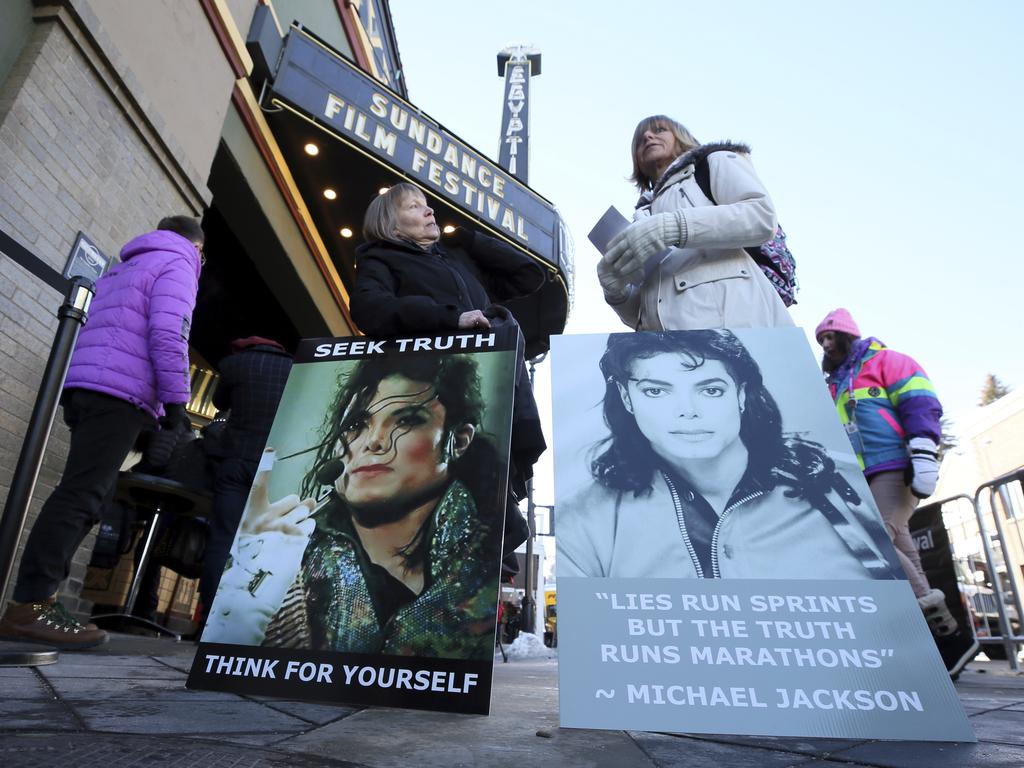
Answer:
389 0 1023 469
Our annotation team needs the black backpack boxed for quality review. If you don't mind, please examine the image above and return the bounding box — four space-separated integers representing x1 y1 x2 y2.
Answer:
693 157 798 306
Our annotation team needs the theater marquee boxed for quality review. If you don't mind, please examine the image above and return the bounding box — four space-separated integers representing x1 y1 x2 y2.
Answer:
267 29 561 269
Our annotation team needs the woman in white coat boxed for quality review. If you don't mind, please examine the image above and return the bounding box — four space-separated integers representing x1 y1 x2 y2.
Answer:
598 116 792 330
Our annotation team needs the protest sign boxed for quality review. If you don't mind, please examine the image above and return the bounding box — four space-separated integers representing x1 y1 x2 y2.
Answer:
553 328 973 741
188 330 518 714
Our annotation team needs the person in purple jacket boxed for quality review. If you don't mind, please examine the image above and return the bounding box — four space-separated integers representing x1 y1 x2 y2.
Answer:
0 216 204 649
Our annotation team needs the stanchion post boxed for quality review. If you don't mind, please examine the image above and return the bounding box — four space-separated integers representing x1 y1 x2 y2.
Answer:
519 353 546 635
521 475 536 635
0 277 94 603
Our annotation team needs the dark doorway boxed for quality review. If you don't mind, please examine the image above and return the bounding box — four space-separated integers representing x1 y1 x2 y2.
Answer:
191 203 300 368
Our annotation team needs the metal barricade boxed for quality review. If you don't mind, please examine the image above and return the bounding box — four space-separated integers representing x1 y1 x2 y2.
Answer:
973 469 1024 669
921 470 1024 671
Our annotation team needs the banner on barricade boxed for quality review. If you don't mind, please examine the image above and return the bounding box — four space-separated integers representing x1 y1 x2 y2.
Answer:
910 504 971 635
552 328 973 741
187 330 518 714
910 502 981 668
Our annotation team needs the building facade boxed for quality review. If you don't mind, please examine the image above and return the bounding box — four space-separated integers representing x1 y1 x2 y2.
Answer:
0 0 569 616
931 392 1024 624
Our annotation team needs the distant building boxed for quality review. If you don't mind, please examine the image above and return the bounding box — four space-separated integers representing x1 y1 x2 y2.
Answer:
931 389 1024 599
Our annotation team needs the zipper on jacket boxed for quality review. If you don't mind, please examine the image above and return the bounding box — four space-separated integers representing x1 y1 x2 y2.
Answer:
435 250 472 307
710 491 765 578
663 473 705 578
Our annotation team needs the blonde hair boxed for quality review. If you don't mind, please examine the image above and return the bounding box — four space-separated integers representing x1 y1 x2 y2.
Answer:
362 182 425 242
629 115 700 191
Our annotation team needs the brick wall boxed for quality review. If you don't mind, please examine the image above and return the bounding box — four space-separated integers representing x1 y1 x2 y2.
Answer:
0 14 199 615
0 257 72 607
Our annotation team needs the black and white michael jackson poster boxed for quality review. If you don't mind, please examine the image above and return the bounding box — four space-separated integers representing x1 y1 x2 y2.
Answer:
187 330 518 715
553 328 972 741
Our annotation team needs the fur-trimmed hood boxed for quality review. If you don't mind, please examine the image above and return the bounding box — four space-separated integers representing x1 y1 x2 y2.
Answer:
637 140 751 209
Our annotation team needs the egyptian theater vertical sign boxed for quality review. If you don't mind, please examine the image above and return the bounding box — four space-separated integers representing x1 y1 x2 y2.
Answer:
498 48 537 184
552 328 974 741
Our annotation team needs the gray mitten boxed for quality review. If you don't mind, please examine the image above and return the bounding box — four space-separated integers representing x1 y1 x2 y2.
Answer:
907 436 940 499
603 210 687 277
596 254 636 303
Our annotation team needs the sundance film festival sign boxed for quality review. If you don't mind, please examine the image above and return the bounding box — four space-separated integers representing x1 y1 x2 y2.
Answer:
498 57 530 183
269 30 558 267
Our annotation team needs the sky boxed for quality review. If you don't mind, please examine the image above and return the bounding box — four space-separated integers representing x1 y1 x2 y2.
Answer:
388 0 1024 507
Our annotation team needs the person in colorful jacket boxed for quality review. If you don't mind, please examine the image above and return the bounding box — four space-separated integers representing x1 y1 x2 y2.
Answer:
815 308 956 637
0 217 204 649
203 354 503 660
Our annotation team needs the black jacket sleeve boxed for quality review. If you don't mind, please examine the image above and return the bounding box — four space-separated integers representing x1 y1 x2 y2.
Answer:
351 255 462 337
459 230 546 302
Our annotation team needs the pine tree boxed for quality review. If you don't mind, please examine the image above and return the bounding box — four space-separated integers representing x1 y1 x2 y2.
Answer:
979 373 1012 406
938 416 957 460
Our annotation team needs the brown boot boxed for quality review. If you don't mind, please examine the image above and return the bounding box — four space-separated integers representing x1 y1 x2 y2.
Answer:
49 600 100 632
0 598 108 650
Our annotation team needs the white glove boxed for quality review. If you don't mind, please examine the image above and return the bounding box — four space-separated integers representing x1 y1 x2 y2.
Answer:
202 529 312 644
907 436 940 499
202 450 317 644
596 255 637 303
603 210 687 279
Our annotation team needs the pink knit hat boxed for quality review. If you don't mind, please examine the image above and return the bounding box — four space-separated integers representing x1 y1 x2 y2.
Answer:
815 308 860 340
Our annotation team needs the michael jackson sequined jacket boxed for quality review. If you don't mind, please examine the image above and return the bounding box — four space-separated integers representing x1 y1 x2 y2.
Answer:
263 480 500 659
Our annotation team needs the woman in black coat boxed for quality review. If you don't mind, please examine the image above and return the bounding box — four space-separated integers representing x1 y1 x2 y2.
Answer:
351 182 545 337
351 182 547 561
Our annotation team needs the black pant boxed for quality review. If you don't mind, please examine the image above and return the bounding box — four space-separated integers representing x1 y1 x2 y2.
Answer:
13 389 153 603
198 455 258 617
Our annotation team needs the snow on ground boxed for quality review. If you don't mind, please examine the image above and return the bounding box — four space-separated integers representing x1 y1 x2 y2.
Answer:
503 632 556 660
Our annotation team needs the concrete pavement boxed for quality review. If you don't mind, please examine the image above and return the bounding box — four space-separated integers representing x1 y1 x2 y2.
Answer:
1 634 1023 767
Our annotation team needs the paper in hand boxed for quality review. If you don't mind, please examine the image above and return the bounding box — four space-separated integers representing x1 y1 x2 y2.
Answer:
588 206 630 254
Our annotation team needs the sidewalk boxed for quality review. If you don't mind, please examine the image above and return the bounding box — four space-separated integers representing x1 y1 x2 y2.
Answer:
1 634 1023 767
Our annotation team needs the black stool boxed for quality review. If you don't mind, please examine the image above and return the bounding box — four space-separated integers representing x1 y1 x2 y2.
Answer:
91 471 211 640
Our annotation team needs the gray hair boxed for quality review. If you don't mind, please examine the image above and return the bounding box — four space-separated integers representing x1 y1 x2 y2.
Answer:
362 182 424 243
629 115 700 191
